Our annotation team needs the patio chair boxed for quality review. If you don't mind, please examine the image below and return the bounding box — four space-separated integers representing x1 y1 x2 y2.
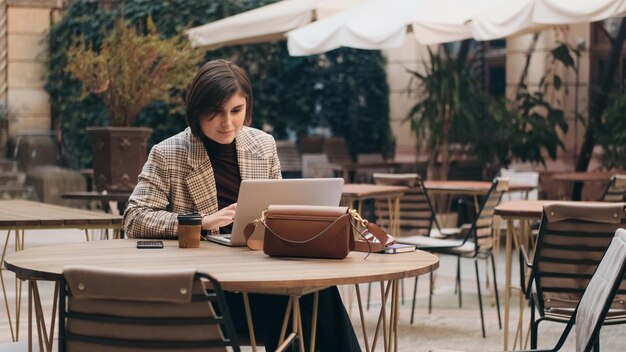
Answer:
297 135 324 154
372 172 444 320
58 267 240 351
398 177 509 337
276 140 302 178
431 228 626 352
601 174 626 202
323 136 353 165
520 202 626 349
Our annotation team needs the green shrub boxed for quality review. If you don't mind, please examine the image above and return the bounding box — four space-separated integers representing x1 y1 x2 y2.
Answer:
47 0 390 169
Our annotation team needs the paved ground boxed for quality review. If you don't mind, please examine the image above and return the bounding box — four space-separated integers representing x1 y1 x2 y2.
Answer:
0 228 625 351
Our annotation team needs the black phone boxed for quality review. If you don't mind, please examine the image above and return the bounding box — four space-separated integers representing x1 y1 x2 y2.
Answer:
136 240 164 249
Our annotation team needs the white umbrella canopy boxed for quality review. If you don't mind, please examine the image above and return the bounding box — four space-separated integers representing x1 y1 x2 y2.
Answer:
287 0 626 56
471 0 626 41
185 0 366 49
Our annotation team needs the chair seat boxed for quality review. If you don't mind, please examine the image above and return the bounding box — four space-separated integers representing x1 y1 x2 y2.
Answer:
398 235 475 254
430 227 462 239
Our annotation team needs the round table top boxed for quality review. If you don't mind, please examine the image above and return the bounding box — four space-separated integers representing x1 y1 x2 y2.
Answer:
494 200 622 219
342 184 408 199
4 239 439 295
494 200 556 219
550 171 615 182
423 180 535 194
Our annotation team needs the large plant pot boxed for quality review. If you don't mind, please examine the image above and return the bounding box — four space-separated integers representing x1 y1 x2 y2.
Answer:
87 127 153 192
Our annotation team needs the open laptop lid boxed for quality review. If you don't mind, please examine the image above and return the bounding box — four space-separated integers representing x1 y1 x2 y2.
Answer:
227 178 344 246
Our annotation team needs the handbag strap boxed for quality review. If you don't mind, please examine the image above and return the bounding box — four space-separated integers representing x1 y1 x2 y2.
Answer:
244 221 263 251
350 210 395 253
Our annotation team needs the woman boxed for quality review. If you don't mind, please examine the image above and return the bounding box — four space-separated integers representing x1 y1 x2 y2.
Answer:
123 59 361 351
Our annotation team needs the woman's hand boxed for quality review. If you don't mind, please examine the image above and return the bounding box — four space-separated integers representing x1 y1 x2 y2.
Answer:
202 203 237 231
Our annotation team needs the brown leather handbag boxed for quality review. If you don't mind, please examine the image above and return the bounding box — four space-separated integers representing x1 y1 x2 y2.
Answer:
261 205 353 259
245 205 395 259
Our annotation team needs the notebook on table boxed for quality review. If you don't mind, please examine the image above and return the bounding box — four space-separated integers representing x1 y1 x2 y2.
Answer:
207 178 344 246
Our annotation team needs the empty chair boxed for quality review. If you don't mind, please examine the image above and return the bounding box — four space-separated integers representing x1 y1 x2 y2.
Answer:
431 228 626 352
372 172 443 321
297 135 324 154
275 140 302 178
601 174 626 202
353 153 389 183
499 168 539 201
372 173 441 238
399 177 509 337
323 136 352 165
521 202 626 349
59 267 240 351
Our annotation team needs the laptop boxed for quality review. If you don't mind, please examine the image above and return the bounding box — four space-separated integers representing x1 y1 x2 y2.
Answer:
206 178 345 246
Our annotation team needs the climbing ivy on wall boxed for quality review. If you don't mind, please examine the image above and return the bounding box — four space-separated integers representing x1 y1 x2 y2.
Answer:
47 0 390 168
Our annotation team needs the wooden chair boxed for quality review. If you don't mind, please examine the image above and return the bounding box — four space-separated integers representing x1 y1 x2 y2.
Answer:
372 172 443 323
399 177 509 337
59 267 240 351
276 140 302 178
297 135 324 154
601 174 626 202
323 136 352 165
520 202 626 349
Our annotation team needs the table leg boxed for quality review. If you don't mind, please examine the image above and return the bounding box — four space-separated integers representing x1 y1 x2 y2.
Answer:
274 292 320 352
1 229 16 342
242 293 257 352
278 297 294 344
309 292 319 352
371 281 392 352
504 219 513 351
354 284 371 352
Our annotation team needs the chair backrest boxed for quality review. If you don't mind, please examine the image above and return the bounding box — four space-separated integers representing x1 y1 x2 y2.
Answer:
532 202 626 316
448 159 483 181
297 135 324 154
601 174 626 202
276 140 302 176
59 267 239 352
499 168 539 201
467 177 509 253
574 228 626 352
323 136 352 165
372 173 440 237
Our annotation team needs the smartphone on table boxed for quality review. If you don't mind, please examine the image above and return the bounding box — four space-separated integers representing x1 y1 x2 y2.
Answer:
136 240 164 249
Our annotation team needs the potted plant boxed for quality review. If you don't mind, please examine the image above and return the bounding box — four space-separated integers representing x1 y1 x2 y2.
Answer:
65 19 202 192
406 49 486 182
405 46 568 220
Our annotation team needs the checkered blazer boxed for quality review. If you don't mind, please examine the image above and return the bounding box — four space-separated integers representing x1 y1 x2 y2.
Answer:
123 127 281 238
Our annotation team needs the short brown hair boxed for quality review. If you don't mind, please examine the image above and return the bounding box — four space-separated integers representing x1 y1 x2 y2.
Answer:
185 59 253 138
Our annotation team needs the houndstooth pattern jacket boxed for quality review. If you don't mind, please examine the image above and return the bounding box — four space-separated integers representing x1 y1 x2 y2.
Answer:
123 126 281 238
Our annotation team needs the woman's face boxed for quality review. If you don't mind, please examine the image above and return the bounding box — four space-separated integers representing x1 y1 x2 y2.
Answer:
199 92 247 144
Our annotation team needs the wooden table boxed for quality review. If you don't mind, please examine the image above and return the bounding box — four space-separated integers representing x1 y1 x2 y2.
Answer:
4 239 439 352
550 171 614 200
495 200 552 351
342 184 408 237
423 180 536 213
0 200 122 343
424 180 535 195
61 191 132 215
332 161 400 183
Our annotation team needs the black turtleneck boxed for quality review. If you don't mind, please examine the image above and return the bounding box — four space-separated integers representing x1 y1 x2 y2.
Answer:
202 137 241 233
